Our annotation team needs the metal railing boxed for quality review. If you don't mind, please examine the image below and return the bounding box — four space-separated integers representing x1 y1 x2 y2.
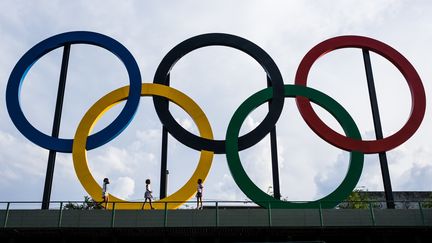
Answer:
0 200 431 228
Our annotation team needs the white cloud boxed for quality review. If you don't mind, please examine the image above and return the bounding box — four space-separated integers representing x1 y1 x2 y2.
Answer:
136 129 161 142
92 146 132 175
245 116 259 131
0 0 431 205
211 173 246 201
0 130 46 182
111 176 135 200
314 142 432 198
173 117 196 134
399 162 432 190
389 146 432 190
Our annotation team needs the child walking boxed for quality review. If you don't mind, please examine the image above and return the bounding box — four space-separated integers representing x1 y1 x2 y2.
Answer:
142 179 155 210
101 178 110 209
196 178 203 210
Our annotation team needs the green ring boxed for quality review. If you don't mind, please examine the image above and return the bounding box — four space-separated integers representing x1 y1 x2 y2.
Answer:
225 85 364 208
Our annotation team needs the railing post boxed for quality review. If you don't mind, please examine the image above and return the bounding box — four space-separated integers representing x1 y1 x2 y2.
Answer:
58 202 63 227
3 202 10 228
111 202 116 228
318 201 323 227
267 202 272 227
164 202 168 227
369 202 376 226
418 201 425 226
215 201 219 227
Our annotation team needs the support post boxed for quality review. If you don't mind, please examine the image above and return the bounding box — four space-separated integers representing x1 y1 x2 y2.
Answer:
164 202 168 227
419 201 425 226
3 202 10 228
58 202 63 227
160 75 170 199
267 76 281 200
369 202 376 226
362 49 395 209
42 44 71 209
215 201 219 227
111 202 116 228
160 127 168 199
267 202 272 227
318 201 323 227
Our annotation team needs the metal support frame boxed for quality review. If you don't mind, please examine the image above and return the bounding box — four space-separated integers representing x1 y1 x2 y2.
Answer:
111 202 116 227
318 201 323 227
215 202 219 227
267 77 281 200
160 126 169 199
362 49 395 209
369 202 376 226
42 44 71 210
164 202 168 227
160 75 170 199
57 202 63 227
418 201 425 226
3 202 10 228
267 202 272 227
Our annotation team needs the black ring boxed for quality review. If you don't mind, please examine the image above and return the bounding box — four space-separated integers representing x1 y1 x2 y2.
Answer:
153 33 285 153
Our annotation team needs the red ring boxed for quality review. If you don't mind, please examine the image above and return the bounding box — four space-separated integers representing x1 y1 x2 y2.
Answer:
295 36 426 154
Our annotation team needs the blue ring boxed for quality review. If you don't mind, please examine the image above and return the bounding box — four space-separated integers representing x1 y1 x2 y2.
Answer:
6 31 141 152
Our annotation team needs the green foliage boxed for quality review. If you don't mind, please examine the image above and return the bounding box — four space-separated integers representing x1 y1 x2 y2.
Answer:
63 196 103 210
266 186 289 201
422 193 432 208
338 189 376 209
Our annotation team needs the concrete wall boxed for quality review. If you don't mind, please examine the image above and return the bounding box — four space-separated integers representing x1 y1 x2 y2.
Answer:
1 208 430 228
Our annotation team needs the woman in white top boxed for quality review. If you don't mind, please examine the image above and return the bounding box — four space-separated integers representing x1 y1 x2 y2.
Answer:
142 179 154 210
102 178 110 208
196 178 203 209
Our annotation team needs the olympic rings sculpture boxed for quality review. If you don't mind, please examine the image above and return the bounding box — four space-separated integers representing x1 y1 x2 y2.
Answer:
6 31 426 209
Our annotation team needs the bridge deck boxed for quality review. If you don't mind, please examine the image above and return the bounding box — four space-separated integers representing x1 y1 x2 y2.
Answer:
1 208 431 228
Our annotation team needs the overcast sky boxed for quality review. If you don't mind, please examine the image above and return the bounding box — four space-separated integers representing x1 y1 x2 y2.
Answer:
0 0 431 207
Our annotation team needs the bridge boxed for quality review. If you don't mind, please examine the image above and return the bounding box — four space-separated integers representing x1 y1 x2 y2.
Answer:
1 200 431 242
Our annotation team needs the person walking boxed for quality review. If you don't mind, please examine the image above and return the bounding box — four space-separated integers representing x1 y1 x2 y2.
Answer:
196 178 203 210
101 178 110 209
142 179 155 210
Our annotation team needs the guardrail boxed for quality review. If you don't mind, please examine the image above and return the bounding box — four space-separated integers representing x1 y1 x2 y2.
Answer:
0 200 431 228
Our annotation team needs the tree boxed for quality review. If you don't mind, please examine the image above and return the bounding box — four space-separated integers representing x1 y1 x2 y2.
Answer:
266 185 289 201
338 189 375 209
422 193 432 208
63 196 103 210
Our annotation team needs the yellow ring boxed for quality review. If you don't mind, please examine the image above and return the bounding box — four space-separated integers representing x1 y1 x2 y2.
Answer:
72 83 214 209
